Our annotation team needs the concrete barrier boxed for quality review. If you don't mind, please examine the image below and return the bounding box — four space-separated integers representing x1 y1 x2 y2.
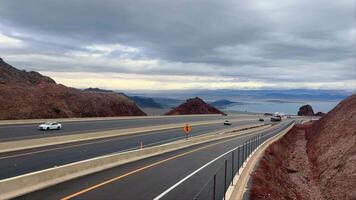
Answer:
0 123 270 199
0 118 258 153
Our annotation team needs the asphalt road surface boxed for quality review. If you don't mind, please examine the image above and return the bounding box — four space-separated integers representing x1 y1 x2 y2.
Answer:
16 120 293 200
0 114 257 142
0 119 265 179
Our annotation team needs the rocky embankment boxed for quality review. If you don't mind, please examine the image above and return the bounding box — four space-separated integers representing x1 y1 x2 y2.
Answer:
250 94 356 200
0 58 146 119
165 97 225 115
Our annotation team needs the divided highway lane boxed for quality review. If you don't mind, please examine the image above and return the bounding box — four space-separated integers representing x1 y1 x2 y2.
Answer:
0 119 263 179
16 120 292 200
0 114 255 142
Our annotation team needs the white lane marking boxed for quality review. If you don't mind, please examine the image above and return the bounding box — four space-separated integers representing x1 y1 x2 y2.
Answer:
153 124 286 200
153 144 243 200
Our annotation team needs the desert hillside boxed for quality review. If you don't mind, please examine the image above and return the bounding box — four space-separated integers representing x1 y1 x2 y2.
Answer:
165 97 225 115
306 94 356 200
0 58 146 119
250 94 356 200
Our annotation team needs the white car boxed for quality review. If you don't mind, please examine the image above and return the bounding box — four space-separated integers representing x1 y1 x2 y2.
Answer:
224 120 232 125
38 122 62 131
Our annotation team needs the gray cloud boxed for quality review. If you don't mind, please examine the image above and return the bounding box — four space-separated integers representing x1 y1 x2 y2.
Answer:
0 0 355 89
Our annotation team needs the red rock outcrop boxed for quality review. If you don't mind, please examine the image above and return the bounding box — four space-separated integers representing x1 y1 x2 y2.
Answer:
297 104 315 116
0 58 146 119
165 97 225 115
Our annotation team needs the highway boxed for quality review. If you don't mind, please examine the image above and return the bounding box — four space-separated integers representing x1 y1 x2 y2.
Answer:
15 120 293 200
0 114 255 142
0 119 263 179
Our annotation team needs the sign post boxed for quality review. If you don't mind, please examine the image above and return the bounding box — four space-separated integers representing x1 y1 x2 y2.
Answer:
183 124 192 139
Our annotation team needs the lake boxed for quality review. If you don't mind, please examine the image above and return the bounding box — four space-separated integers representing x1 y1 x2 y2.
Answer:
228 100 341 115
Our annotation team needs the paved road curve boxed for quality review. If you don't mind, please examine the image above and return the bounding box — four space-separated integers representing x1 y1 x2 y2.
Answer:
0 119 263 179
0 114 256 142
16 120 292 200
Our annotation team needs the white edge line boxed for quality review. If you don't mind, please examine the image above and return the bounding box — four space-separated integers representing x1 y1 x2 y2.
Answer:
153 122 290 200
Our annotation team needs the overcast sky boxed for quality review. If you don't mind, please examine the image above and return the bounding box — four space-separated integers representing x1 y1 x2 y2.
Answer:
0 0 355 91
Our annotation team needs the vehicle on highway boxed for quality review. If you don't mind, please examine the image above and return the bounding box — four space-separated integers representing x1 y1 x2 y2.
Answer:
38 122 62 130
224 120 232 125
270 116 282 122
259 118 264 122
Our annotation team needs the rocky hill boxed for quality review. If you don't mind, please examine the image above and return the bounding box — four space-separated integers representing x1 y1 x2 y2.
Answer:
0 58 146 120
297 104 315 116
165 97 225 115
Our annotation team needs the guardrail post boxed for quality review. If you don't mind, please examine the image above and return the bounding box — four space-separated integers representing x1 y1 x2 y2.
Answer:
224 160 227 199
231 151 234 185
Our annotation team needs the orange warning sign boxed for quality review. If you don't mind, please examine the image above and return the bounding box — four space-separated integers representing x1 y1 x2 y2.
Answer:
183 124 192 134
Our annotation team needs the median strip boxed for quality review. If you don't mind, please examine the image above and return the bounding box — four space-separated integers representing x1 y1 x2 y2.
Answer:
0 123 270 199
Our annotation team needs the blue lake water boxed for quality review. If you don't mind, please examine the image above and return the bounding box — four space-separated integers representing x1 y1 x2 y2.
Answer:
228 100 341 115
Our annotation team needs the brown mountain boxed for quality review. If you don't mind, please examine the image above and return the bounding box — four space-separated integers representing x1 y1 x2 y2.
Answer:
165 97 225 115
0 58 146 120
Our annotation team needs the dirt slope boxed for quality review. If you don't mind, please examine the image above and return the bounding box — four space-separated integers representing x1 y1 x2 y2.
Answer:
306 94 356 200
165 97 225 115
250 94 356 200
0 58 146 119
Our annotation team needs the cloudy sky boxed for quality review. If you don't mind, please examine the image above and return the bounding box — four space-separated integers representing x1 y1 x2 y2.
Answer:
0 0 355 91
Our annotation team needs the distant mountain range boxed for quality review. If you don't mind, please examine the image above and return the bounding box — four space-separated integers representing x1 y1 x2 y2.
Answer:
128 89 350 102
129 96 163 108
83 88 165 109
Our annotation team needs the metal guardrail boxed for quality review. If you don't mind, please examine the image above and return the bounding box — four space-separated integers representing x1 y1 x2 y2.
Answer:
193 122 293 200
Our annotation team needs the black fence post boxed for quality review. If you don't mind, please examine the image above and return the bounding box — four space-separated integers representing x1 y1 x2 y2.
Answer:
245 141 247 161
254 136 256 150
224 159 228 198
213 174 216 200
231 151 234 186
237 147 240 173
253 136 255 150
242 142 245 164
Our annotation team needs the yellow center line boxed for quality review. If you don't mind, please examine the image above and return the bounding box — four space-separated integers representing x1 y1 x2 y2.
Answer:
60 136 242 200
